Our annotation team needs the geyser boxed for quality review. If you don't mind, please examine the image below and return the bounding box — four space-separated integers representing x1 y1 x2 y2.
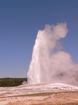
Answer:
27 23 78 86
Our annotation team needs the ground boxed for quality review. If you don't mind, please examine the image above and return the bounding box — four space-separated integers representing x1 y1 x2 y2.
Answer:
0 91 78 105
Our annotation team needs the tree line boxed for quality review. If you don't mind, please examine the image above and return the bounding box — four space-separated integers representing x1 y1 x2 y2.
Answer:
0 78 27 87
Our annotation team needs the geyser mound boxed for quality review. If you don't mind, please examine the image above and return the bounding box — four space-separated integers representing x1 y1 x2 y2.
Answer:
27 23 78 86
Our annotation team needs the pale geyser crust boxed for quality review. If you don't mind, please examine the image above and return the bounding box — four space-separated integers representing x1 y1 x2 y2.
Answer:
6 91 78 105
27 23 78 86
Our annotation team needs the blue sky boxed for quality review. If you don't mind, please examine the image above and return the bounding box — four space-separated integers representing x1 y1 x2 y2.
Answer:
0 0 78 77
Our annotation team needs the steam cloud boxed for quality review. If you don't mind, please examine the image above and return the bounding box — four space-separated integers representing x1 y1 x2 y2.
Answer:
27 23 78 86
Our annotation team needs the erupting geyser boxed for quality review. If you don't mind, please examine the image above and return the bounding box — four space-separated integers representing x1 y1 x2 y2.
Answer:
27 23 78 86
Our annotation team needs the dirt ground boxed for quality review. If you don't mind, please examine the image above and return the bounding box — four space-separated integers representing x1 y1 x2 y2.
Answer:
1 91 77 105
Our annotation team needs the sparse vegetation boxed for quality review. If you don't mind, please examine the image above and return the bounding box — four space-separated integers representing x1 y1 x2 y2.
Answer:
0 78 27 87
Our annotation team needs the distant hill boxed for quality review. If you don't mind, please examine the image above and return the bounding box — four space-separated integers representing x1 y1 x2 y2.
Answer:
0 78 27 87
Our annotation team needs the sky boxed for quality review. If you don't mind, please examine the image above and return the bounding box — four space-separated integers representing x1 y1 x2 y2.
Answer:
0 0 78 78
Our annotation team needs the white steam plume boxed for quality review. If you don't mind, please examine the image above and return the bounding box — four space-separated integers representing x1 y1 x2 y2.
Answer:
27 23 78 86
